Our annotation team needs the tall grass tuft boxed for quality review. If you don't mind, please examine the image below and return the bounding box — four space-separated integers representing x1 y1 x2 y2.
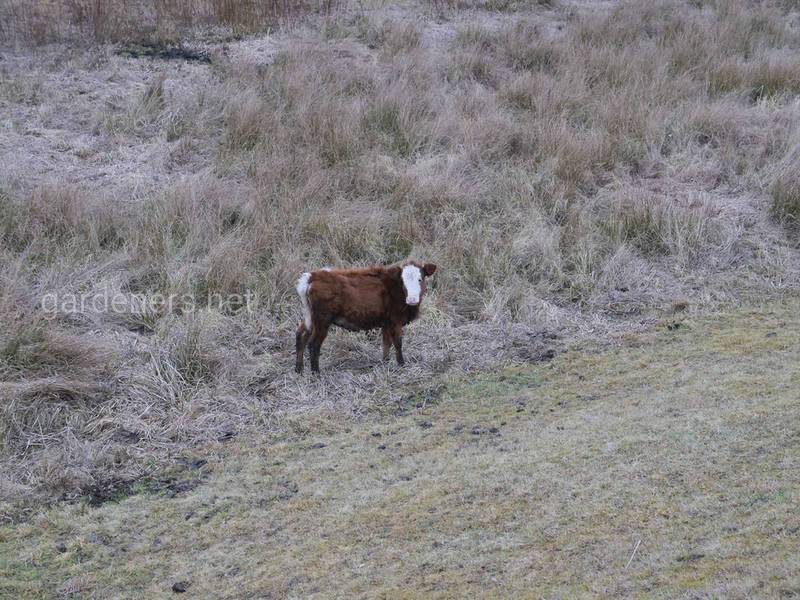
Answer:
771 168 800 239
0 0 343 45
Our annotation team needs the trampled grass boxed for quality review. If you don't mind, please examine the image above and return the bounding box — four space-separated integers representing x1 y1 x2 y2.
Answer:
2 300 798 598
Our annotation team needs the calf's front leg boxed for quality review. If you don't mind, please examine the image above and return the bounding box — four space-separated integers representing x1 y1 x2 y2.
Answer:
393 325 405 366
381 327 393 362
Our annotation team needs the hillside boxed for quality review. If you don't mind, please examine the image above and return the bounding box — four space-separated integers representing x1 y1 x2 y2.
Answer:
2 2 800 594
2 301 799 598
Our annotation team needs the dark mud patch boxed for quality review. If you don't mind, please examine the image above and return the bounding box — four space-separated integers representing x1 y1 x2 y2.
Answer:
117 44 211 63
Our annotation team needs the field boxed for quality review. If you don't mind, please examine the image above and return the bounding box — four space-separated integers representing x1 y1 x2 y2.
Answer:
1 0 800 595
2 301 799 598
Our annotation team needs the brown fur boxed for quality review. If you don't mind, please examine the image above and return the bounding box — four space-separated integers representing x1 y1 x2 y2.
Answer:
295 261 437 373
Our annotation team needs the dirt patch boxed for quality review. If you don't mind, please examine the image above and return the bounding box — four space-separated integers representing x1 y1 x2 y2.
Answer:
116 44 211 63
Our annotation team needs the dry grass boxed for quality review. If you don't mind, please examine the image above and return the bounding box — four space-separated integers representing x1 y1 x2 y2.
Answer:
771 148 800 241
0 0 342 45
600 185 727 263
1 0 800 508
2 301 799 598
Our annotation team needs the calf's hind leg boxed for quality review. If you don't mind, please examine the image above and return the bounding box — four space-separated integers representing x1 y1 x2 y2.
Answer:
308 321 330 374
295 322 311 373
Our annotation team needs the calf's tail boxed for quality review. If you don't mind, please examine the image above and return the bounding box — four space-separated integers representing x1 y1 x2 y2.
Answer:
296 272 312 330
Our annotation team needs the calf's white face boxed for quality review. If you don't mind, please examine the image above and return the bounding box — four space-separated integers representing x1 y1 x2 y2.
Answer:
401 265 423 306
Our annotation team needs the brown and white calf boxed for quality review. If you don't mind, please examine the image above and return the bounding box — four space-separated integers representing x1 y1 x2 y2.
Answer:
295 261 438 373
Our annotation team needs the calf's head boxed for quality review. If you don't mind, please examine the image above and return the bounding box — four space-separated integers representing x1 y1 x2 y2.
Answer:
400 262 437 306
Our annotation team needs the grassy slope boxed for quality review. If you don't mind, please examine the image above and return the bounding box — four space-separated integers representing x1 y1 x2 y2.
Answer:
2 301 799 599
5 0 800 506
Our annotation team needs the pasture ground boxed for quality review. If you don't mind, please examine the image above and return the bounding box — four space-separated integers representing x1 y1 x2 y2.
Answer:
2 298 798 598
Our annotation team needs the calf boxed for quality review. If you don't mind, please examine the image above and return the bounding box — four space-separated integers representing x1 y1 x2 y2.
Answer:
295 261 437 373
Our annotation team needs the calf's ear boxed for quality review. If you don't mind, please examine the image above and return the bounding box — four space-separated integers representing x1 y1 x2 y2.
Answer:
423 263 437 277
388 265 402 278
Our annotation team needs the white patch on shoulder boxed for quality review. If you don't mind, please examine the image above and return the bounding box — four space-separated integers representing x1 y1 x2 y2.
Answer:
401 265 422 306
321 266 332 272
296 272 312 329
